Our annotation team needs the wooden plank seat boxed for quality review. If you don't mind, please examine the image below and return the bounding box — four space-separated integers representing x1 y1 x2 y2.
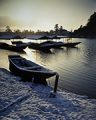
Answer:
23 66 41 70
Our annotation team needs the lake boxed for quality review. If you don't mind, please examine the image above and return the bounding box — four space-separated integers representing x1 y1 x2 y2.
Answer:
0 38 96 98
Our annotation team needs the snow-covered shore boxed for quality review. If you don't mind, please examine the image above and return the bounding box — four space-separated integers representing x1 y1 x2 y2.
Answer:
0 68 96 120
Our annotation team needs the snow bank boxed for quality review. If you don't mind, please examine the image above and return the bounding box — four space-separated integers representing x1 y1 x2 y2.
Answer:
0 68 96 120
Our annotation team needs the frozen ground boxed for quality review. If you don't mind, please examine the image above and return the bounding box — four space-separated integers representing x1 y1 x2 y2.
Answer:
0 68 96 120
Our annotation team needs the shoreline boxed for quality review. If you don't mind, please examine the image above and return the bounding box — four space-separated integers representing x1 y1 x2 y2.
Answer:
0 68 96 119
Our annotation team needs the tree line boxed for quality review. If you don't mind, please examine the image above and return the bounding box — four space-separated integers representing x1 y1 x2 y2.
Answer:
1 12 96 38
72 12 96 38
0 24 69 36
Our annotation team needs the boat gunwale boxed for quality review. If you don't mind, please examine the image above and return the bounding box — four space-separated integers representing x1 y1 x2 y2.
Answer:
9 56 56 76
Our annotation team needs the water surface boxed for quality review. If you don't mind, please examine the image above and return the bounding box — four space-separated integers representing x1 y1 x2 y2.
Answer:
0 38 96 98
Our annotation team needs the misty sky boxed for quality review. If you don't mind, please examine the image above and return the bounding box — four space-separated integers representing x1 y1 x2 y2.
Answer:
0 0 96 31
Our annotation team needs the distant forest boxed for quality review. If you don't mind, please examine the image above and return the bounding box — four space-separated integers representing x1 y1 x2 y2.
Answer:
72 12 96 38
0 24 69 37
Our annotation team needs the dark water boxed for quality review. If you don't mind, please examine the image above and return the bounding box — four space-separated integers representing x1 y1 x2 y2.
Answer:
0 38 96 98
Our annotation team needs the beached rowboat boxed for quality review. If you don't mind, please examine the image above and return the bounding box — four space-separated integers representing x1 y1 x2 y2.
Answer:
8 55 59 92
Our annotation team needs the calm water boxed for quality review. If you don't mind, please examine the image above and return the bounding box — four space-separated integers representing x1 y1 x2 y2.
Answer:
0 38 96 98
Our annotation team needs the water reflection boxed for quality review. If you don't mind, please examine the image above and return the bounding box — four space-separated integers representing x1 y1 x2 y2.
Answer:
82 39 96 65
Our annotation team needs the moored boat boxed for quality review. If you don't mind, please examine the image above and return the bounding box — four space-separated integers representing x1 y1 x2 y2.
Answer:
63 42 81 47
28 42 52 52
28 41 81 51
8 55 59 92
11 41 23 44
12 41 32 48
39 41 81 48
0 42 26 52
40 41 65 48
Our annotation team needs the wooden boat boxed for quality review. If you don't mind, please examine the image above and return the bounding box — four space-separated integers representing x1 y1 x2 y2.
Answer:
11 41 51 52
40 41 64 48
11 41 23 44
28 42 52 52
28 41 62 50
12 41 32 48
28 41 63 50
8 55 59 92
63 42 81 47
40 41 81 48
0 42 26 52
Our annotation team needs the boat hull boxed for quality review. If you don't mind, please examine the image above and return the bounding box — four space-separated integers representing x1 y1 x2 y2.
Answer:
8 55 56 85
28 41 81 50
0 42 26 52
63 42 81 47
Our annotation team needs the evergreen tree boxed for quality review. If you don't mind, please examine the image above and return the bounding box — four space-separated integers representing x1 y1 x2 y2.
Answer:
73 12 96 37
54 24 59 35
87 12 96 27
5 26 12 33
59 26 63 35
